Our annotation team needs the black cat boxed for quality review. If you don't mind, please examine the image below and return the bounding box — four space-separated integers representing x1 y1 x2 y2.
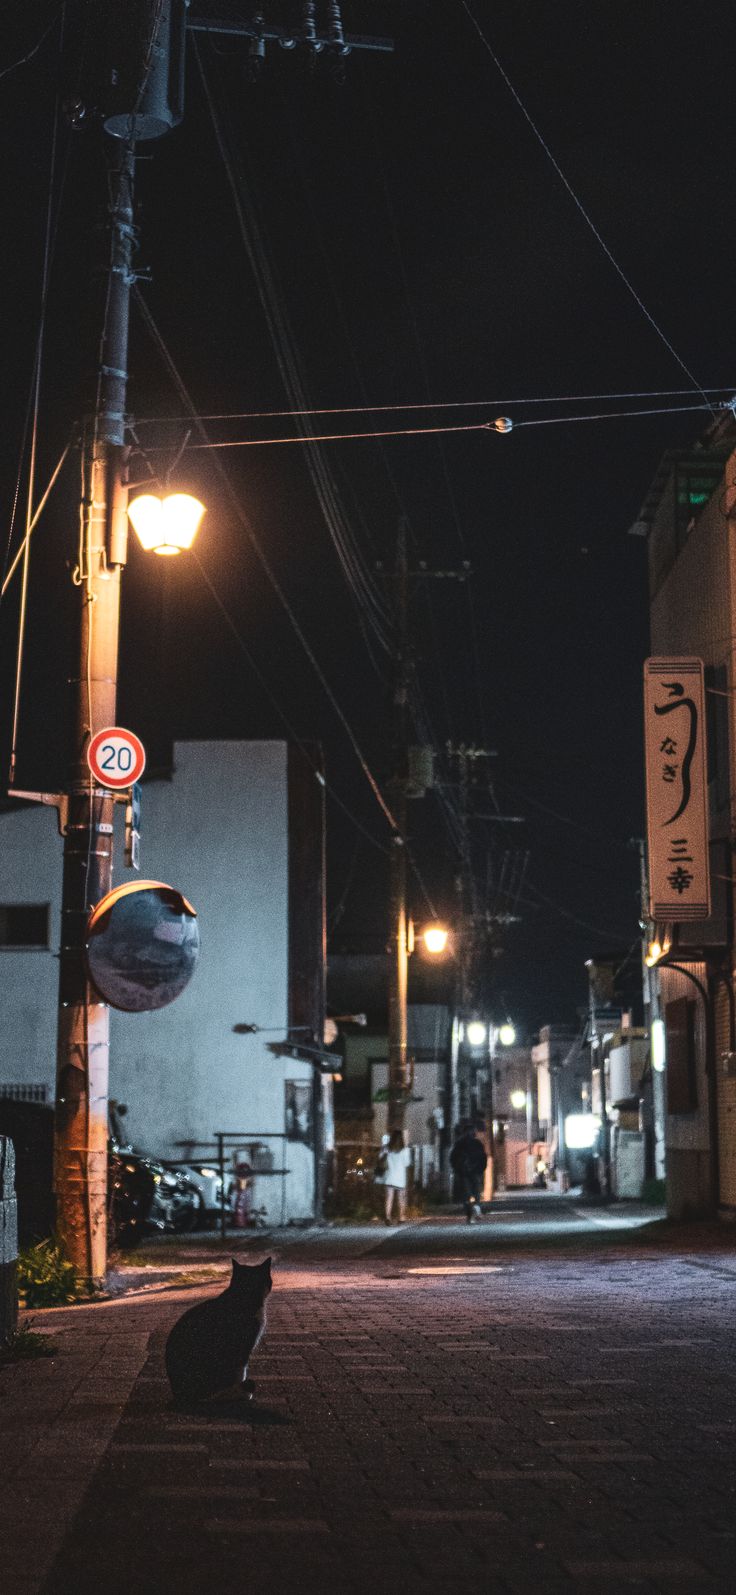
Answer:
165 1255 273 1407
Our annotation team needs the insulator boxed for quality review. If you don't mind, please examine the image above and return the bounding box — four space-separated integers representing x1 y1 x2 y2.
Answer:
301 1 323 50
248 17 266 81
326 1 350 55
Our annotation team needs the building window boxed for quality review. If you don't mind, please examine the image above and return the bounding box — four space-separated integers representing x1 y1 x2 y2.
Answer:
0 904 50 948
664 996 698 1113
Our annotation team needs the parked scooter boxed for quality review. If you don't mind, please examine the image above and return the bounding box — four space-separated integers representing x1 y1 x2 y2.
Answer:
108 1103 202 1243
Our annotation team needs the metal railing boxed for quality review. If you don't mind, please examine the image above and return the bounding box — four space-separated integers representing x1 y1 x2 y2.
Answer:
173 1132 290 1232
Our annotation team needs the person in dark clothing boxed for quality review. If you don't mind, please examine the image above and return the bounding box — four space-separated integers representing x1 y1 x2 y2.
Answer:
450 1126 488 1222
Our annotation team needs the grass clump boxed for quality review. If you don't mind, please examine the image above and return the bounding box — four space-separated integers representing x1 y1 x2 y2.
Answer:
0 1322 59 1363
17 1238 85 1307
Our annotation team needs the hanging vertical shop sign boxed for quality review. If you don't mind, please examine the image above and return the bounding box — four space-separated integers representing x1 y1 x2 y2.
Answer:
643 657 710 921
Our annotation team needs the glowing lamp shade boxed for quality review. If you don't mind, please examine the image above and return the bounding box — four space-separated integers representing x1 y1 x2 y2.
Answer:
565 1113 601 1150
128 492 206 556
423 923 449 955
466 1020 487 1047
510 1089 527 1110
498 1022 516 1047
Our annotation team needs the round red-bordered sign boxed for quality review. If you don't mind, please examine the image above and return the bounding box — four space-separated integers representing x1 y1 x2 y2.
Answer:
87 727 146 790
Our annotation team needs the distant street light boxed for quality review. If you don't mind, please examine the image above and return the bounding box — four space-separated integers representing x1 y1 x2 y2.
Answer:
422 922 449 955
466 1019 487 1048
510 1088 527 1110
128 492 206 555
498 1022 516 1047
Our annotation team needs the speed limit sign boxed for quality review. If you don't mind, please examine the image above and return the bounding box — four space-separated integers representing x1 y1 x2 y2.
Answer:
87 727 146 790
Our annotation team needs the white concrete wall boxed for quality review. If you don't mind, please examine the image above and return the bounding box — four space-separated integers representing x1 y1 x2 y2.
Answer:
0 740 314 1223
0 804 60 1094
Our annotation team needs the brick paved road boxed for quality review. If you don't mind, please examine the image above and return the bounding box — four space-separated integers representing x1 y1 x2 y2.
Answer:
2 1200 736 1595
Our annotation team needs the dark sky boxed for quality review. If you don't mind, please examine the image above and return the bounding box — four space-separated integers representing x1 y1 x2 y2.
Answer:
2 1 736 1035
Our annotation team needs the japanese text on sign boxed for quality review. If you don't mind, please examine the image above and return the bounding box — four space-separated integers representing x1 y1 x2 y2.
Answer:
643 658 710 921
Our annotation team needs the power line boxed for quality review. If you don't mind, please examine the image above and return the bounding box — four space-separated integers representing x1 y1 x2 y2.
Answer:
193 37 392 658
135 398 720 453
1 441 71 600
132 285 400 837
0 3 65 83
190 548 391 859
460 0 715 414
132 384 736 426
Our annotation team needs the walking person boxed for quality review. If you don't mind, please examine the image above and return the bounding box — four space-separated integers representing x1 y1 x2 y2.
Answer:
450 1122 488 1222
382 1129 411 1224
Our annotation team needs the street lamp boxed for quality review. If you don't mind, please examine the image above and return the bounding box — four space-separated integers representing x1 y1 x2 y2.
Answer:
422 922 449 955
128 492 206 555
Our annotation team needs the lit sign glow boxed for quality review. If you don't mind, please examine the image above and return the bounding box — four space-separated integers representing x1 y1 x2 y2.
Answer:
565 1113 601 1150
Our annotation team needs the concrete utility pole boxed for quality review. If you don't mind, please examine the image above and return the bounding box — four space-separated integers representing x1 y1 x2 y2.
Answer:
54 136 135 1283
387 522 411 1136
54 0 186 1283
53 3 392 1280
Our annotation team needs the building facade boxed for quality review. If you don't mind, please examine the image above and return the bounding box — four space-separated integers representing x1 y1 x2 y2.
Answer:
635 415 736 1213
0 740 330 1224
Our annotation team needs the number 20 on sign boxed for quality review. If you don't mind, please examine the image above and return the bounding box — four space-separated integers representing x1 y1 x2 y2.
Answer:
87 727 146 790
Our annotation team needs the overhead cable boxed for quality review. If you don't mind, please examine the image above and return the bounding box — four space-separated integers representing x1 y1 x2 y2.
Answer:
133 384 736 425
133 285 400 837
460 0 715 414
1 441 71 600
190 548 391 857
193 37 391 656
137 398 722 453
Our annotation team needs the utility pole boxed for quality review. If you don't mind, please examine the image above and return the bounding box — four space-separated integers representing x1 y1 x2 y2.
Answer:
54 133 136 1283
54 0 188 1283
387 522 410 1136
52 3 392 1281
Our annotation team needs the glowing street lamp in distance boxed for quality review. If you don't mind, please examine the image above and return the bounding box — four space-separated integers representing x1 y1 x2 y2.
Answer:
422 923 449 955
510 1088 527 1110
466 1020 487 1048
565 1113 601 1150
128 492 206 556
498 1022 516 1047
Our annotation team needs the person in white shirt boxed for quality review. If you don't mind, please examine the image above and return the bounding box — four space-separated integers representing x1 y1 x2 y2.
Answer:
383 1129 411 1224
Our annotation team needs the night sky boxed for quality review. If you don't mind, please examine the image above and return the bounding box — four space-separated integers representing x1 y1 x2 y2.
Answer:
2 2 735 1034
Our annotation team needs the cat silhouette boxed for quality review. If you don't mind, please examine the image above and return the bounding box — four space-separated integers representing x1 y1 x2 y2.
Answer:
165 1255 272 1408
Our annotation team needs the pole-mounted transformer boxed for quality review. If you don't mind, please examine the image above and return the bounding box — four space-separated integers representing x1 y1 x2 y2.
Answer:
71 0 188 141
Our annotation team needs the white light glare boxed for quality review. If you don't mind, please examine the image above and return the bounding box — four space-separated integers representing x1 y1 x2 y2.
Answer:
498 1022 516 1047
510 1089 527 1110
128 492 206 555
565 1113 601 1150
466 1020 487 1047
651 1017 666 1073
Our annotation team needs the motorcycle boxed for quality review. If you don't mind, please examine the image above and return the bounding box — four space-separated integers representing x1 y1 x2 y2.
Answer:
108 1103 203 1244
148 1163 203 1233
